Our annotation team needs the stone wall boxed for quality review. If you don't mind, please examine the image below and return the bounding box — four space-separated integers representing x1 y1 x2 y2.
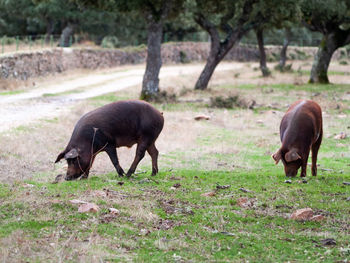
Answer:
0 42 260 81
1 42 345 81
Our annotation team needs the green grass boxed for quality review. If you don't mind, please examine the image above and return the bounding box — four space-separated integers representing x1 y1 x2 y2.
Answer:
0 81 349 262
0 90 25 95
0 168 349 262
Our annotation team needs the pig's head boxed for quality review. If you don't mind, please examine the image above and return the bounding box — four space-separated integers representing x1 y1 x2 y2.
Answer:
272 148 302 177
55 148 92 180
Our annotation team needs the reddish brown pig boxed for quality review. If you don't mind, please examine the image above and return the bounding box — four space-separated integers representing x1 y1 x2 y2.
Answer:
272 100 323 177
55 100 164 180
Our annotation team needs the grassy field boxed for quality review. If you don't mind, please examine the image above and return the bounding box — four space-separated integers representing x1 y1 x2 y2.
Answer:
0 64 349 262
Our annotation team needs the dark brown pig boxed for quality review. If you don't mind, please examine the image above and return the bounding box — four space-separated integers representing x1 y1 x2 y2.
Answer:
55 100 164 180
272 100 323 177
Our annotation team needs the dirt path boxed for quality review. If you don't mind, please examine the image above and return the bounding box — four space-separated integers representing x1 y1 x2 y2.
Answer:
0 63 242 132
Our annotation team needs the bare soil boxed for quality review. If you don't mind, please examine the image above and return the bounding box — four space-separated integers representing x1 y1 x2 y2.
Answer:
0 60 348 183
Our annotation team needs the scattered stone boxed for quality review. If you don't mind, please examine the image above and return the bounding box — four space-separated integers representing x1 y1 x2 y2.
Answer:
109 208 120 215
201 191 216 197
320 238 336 246
92 190 107 198
69 199 88 205
343 182 350 186
237 197 254 208
50 199 60 204
140 229 150 236
52 174 65 184
194 115 210 121
290 208 313 221
216 184 230 190
256 120 264 124
346 197 350 202
334 132 347 140
310 215 325 222
23 183 35 188
284 180 292 184
78 203 99 213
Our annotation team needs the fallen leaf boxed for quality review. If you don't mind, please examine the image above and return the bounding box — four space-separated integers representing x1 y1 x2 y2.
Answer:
117 181 124 186
69 199 88 205
237 197 254 208
310 215 325 222
216 184 231 190
172 183 181 188
194 115 210 121
320 238 336 246
290 208 313 221
201 191 216 197
92 190 107 198
78 203 99 213
169 176 181 181
23 183 35 188
239 187 253 193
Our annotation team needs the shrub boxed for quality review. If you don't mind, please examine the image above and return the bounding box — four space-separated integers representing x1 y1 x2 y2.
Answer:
101 36 120 49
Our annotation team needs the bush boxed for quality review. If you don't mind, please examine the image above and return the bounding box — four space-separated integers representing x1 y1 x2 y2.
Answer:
101 36 120 49
339 60 348 65
210 95 241 109
0 36 16 45
179 51 190 63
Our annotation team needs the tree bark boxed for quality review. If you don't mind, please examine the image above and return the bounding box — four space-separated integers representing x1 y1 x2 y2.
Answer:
194 18 240 90
141 20 163 100
59 23 74 47
256 28 270 77
45 19 55 43
309 30 350 83
278 28 291 70
194 0 258 90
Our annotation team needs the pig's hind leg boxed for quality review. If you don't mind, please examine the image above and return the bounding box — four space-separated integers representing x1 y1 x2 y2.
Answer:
126 140 151 177
147 143 159 176
105 145 125 176
311 130 323 176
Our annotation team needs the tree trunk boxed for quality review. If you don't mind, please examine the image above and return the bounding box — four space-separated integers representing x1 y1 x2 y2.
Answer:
278 28 291 70
141 20 163 100
309 33 338 83
194 15 242 90
194 33 227 90
256 28 270 77
59 23 74 47
45 19 55 43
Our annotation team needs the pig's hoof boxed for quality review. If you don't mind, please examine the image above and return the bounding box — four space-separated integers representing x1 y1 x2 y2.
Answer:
126 172 133 177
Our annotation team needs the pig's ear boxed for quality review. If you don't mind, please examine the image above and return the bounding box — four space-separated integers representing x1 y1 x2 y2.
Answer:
271 149 282 164
55 151 66 163
64 148 79 160
285 149 301 163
